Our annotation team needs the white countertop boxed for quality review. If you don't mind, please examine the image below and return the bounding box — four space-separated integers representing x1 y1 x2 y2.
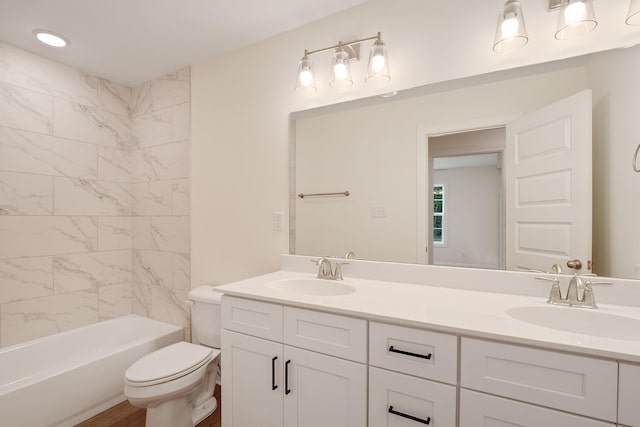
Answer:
216 269 640 363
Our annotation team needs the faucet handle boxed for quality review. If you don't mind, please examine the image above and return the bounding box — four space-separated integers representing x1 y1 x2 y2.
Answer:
333 262 349 280
581 280 613 309
535 276 562 304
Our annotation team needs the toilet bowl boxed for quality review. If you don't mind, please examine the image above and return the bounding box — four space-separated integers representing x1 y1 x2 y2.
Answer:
124 286 222 427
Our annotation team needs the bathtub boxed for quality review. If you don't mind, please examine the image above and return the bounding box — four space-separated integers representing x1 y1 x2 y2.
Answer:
0 314 183 427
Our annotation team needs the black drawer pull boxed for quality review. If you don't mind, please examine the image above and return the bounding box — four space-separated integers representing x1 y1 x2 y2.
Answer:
389 406 431 425
285 360 291 395
271 356 278 390
388 345 432 360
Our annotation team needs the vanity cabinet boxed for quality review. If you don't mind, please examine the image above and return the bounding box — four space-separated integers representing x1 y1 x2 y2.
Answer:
221 296 367 427
618 363 640 426
461 337 618 425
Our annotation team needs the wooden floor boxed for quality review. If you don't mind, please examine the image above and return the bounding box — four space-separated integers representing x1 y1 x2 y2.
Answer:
75 385 221 427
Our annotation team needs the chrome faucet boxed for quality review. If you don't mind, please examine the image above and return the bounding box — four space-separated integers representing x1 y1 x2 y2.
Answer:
310 258 348 280
536 274 611 308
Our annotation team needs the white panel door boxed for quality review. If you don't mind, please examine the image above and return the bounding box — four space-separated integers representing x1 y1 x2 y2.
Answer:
222 330 283 427
505 90 592 273
283 345 366 427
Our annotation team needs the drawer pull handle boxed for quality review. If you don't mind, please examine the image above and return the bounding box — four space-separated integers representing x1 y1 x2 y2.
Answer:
388 345 432 360
285 360 291 395
271 356 278 390
388 406 431 425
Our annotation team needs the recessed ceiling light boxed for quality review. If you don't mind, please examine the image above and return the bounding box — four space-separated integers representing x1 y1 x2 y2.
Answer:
33 29 68 47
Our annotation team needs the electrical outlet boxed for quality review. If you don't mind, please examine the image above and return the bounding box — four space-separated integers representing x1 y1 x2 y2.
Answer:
370 207 386 218
273 211 284 231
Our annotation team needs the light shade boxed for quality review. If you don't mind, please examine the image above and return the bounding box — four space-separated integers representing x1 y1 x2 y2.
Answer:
33 29 68 47
365 35 391 83
555 0 597 40
627 0 640 25
295 55 317 94
329 47 353 88
493 0 528 53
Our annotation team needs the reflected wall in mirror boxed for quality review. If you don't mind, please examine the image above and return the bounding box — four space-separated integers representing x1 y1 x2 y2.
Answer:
292 45 640 280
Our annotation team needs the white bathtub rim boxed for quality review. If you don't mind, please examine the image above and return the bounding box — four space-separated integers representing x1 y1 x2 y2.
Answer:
0 314 183 396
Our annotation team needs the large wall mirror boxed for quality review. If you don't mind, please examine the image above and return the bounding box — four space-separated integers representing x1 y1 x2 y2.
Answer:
291 45 640 280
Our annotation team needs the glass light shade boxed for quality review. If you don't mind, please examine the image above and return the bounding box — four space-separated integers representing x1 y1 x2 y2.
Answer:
493 0 528 53
365 39 391 83
329 48 353 88
555 0 597 40
627 0 640 25
295 56 317 94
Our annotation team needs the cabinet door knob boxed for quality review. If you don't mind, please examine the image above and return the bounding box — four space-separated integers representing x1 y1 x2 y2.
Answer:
285 360 292 395
388 406 431 424
271 356 278 390
388 345 432 360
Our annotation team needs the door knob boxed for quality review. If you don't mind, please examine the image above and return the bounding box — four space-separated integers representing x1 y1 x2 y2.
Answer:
566 259 583 270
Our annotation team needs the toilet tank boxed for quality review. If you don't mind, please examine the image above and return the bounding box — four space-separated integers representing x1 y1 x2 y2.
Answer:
187 285 223 348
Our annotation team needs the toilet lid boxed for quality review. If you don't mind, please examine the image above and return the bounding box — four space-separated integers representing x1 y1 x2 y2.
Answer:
125 342 214 386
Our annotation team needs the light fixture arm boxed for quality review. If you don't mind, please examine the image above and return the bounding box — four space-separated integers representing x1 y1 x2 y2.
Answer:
303 32 382 57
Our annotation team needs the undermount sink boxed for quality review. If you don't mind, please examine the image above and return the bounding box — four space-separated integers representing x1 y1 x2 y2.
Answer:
506 305 640 340
268 278 356 296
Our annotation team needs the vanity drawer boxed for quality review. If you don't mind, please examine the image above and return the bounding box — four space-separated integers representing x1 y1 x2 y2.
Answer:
369 366 456 427
221 296 283 342
461 338 618 422
369 322 457 384
619 363 640 426
460 389 614 427
283 306 367 363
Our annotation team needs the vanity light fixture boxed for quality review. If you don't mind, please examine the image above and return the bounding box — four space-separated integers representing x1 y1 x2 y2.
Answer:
32 29 68 47
555 0 597 40
493 0 529 53
627 0 640 25
296 32 390 93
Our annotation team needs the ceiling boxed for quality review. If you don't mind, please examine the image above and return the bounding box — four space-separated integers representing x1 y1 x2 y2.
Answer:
0 0 368 87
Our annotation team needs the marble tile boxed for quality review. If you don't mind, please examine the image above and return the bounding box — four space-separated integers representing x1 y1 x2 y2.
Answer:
150 286 189 328
97 78 131 117
0 256 53 304
53 99 131 149
131 68 190 117
0 82 53 134
133 249 172 289
132 181 172 216
53 250 132 293
172 179 189 215
0 127 97 179
173 253 190 292
54 178 132 216
132 216 154 250
0 42 98 107
132 108 172 148
99 282 133 320
131 141 189 182
151 216 190 253
132 281 152 317
98 146 132 183
0 289 98 347
98 217 132 251
0 216 97 259
0 171 53 215
172 103 190 142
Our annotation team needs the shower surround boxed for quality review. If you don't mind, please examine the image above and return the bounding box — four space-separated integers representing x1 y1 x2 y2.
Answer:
0 42 191 347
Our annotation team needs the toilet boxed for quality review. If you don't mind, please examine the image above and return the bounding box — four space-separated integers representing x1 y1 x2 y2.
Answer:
124 286 222 427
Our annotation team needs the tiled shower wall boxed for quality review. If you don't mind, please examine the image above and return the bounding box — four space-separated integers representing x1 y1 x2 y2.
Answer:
0 43 191 347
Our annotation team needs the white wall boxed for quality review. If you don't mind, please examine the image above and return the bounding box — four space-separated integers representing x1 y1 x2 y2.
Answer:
191 0 640 286
433 166 500 269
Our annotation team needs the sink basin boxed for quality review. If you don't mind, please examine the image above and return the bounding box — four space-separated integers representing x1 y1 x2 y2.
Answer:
506 305 640 339
268 278 356 296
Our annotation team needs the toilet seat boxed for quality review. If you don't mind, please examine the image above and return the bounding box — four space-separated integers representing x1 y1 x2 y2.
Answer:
125 342 215 387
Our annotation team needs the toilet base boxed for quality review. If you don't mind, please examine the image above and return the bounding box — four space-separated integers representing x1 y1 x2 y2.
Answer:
192 396 217 425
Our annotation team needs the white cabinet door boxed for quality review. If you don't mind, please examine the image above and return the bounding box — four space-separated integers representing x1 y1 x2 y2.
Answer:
460 389 614 427
283 345 367 427
619 363 640 426
222 330 283 427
